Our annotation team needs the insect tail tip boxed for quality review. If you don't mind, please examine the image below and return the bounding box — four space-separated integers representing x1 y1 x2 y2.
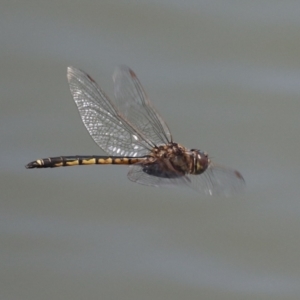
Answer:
25 161 37 169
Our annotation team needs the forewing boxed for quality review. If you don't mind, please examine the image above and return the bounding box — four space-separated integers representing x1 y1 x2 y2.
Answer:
186 164 245 196
113 65 172 146
67 67 153 157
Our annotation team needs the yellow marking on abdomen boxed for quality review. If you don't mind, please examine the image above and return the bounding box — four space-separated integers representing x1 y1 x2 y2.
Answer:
81 158 97 165
65 160 80 166
36 159 43 166
54 162 64 167
98 158 113 164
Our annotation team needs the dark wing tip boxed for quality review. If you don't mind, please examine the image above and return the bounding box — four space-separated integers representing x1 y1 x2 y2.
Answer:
128 68 137 78
234 170 245 182
113 65 135 80
67 66 96 84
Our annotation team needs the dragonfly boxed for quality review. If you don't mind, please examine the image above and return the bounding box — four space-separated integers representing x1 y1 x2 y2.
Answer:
26 66 245 196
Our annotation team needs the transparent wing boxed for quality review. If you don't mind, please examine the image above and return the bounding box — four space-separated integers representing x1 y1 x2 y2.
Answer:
186 164 245 196
128 162 245 197
67 67 154 157
127 162 192 189
113 65 172 146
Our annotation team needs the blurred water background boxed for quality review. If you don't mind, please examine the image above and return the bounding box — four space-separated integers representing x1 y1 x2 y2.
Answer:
1 1 300 299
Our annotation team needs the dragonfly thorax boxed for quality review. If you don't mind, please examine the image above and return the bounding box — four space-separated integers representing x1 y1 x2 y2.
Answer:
148 143 210 176
149 143 193 175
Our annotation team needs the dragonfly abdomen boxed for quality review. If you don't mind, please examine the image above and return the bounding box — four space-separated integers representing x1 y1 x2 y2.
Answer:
25 156 143 169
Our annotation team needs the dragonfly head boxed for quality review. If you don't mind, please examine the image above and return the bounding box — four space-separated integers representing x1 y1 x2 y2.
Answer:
192 150 210 175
